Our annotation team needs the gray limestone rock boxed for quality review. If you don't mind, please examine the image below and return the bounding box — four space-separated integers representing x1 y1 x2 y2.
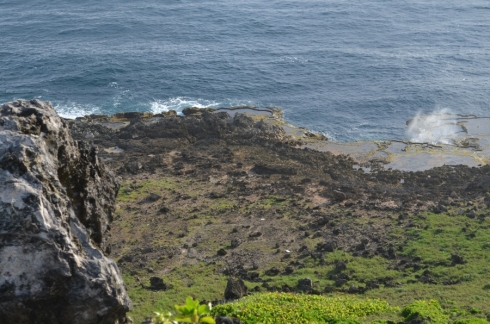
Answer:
0 100 131 323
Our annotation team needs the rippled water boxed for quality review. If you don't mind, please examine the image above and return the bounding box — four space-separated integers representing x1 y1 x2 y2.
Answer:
1 0 489 141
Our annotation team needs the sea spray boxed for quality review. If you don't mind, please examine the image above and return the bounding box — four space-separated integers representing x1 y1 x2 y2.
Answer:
406 109 463 145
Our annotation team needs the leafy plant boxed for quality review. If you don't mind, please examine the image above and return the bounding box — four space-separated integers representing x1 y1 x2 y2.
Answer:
452 319 489 324
152 297 215 324
211 292 398 324
152 310 174 324
174 297 215 324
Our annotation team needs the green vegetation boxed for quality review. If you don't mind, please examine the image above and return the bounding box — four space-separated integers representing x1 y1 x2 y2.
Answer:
151 294 490 323
401 300 448 323
211 293 397 323
152 297 215 324
125 263 226 322
118 179 177 203
113 175 490 323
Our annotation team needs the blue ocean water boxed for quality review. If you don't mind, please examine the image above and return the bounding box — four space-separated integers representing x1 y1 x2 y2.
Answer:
1 0 489 141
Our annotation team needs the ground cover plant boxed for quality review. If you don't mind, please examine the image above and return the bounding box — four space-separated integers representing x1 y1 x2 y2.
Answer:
150 294 490 324
211 293 398 323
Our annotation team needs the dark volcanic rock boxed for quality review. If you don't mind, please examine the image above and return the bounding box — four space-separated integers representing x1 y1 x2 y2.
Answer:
224 277 248 300
252 164 297 175
149 277 167 291
296 278 313 292
216 316 241 324
0 100 131 324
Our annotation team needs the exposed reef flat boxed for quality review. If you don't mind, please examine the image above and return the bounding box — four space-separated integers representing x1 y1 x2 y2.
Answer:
64 105 490 322
72 106 490 172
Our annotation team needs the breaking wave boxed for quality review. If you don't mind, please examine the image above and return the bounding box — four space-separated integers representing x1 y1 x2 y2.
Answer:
406 108 462 145
54 102 102 119
150 97 220 114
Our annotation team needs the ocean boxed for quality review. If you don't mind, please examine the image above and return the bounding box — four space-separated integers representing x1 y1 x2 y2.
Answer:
1 0 489 141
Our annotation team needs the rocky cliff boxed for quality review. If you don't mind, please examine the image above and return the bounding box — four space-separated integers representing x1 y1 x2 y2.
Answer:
0 100 131 323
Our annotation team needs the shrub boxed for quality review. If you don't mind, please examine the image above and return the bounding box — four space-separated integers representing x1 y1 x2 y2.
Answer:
452 319 489 324
401 300 448 324
152 297 215 324
211 292 397 324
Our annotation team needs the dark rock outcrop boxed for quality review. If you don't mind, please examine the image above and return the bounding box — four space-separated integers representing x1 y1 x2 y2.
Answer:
148 277 168 291
224 277 247 300
0 100 131 323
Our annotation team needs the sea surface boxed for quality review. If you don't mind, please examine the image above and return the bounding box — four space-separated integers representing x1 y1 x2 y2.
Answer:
1 0 489 142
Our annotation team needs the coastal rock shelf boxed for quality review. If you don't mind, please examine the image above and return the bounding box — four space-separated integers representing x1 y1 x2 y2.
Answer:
0 100 131 324
71 106 490 172
302 115 490 171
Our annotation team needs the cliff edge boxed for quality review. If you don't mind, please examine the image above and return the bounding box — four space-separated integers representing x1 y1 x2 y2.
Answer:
0 100 131 323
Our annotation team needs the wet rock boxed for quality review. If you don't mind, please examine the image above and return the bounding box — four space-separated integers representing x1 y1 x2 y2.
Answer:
113 112 153 120
161 110 177 117
215 111 231 119
224 277 247 300
468 210 477 218
182 107 216 116
149 277 167 291
0 100 131 323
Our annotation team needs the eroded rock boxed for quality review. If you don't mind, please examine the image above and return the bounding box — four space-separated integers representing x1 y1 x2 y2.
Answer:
0 100 131 323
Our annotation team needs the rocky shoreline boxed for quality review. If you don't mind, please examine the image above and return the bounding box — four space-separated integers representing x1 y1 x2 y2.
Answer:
2 100 490 323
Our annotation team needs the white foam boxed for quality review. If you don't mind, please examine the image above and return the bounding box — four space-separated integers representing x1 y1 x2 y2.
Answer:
54 102 102 119
150 97 220 114
406 108 462 145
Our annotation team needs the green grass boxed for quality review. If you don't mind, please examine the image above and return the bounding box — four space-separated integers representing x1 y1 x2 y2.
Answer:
118 178 177 202
125 262 227 323
114 177 490 323
364 211 490 312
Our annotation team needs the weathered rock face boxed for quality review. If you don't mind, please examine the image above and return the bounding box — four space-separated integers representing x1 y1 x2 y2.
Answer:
0 100 131 323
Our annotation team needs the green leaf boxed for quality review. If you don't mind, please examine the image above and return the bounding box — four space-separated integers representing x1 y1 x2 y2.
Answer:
199 316 216 324
198 304 210 315
174 315 193 323
186 296 199 308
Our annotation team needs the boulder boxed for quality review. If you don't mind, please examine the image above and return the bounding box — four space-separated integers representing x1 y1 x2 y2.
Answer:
296 278 313 292
149 277 167 291
224 277 247 300
0 100 131 323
